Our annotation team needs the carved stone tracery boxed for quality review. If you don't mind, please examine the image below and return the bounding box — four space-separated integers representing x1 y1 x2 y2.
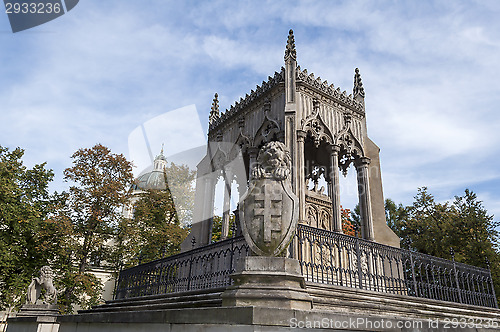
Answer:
254 116 281 148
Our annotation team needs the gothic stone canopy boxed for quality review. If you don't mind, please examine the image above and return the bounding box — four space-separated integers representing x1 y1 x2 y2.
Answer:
182 29 400 252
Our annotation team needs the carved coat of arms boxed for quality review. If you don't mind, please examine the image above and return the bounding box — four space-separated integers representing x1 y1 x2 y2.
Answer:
239 141 299 256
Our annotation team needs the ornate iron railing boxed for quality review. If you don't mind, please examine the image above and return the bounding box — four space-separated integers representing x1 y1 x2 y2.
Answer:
295 224 498 308
114 224 497 308
114 236 250 300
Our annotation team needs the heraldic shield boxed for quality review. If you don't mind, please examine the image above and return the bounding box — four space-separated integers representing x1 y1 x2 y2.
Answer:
239 141 299 256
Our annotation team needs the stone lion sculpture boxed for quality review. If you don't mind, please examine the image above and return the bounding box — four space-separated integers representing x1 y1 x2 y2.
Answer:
27 266 57 305
252 141 291 180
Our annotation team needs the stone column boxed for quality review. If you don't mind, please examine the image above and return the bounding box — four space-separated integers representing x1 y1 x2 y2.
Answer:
221 166 233 240
296 130 306 221
198 174 217 245
248 147 258 181
327 145 342 233
356 157 375 241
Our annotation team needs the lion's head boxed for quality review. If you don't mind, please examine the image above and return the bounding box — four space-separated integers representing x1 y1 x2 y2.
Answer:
254 141 291 180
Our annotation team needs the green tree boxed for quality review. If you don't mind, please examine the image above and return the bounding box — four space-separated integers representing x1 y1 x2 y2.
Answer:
388 188 456 258
118 163 194 266
387 187 500 303
59 144 134 312
0 146 58 311
211 214 236 243
164 163 196 227
121 189 188 265
451 189 500 300
384 198 408 232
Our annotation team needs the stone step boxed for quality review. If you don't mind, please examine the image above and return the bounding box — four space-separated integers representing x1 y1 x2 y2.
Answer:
84 298 222 313
79 288 224 314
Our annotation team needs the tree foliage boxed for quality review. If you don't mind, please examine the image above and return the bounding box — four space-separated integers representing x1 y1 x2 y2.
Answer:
387 187 500 303
118 163 194 266
56 144 134 312
0 146 58 311
341 206 357 236
211 214 236 243
0 144 196 313
163 163 196 227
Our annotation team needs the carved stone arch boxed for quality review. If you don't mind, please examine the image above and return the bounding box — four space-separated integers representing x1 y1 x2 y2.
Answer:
335 128 364 156
254 116 281 148
319 208 331 230
210 147 228 172
230 132 251 160
301 112 333 148
335 128 365 175
228 132 252 190
227 144 248 198
306 204 318 227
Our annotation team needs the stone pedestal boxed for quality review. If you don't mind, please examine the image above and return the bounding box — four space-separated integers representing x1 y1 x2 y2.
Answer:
17 304 59 317
7 305 59 332
221 256 313 310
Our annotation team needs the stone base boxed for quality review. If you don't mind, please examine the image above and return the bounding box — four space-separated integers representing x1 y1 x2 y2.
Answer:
221 256 313 310
7 305 59 332
53 306 500 331
17 304 59 317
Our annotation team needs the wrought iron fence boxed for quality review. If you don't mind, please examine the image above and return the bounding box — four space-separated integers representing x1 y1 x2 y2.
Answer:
295 224 498 308
114 224 497 308
114 236 250 300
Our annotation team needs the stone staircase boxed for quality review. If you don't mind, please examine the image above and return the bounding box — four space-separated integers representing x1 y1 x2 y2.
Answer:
80 287 225 314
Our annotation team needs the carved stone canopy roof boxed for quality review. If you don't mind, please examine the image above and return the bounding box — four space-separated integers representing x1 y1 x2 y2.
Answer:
207 30 365 134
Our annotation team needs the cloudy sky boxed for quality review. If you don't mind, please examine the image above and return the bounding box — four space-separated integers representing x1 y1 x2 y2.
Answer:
1 1 500 218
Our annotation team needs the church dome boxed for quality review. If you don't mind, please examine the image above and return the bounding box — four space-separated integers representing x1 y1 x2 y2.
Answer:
131 147 168 191
133 170 167 190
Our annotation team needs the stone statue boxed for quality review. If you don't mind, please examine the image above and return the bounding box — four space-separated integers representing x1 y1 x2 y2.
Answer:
239 141 299 256
251 141 291 181
27 266 57 305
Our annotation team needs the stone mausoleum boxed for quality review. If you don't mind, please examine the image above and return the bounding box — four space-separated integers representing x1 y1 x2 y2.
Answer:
7 30 500 332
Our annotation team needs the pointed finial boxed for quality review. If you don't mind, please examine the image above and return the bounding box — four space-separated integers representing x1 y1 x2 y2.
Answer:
154 143 167 165
353 68 365 98
209 93 220 125
284 29 296 61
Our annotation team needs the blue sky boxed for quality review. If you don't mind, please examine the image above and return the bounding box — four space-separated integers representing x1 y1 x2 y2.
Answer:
1 1 500 218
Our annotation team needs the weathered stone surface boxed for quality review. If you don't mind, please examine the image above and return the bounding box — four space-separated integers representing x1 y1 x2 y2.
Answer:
16 304 59 317
40 306 500 331
240 180 298 256
365 137 401 247
27 266 57 305
221 257 312 310
239 141 299 256
7 304 59 332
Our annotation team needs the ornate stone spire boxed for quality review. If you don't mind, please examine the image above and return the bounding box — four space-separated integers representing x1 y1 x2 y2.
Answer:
209 93 220 125
284 29 296 61
284 29 297 105
353 68 365 99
